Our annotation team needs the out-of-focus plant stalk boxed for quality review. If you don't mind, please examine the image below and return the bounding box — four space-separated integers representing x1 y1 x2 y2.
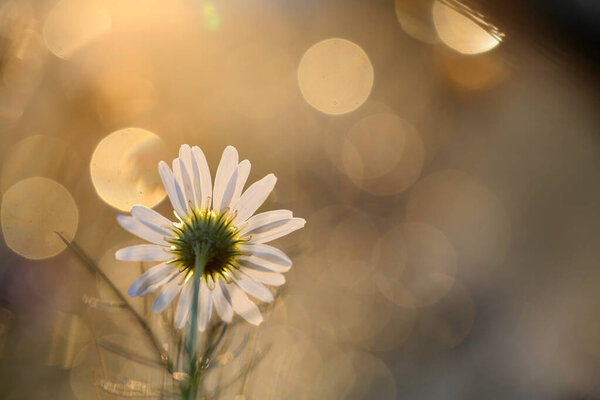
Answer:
56 232 174 373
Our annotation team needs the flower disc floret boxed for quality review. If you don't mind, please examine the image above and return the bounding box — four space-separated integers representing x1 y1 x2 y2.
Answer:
168 209 245 283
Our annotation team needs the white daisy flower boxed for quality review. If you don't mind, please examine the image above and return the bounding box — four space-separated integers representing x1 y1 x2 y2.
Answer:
115 145 305 331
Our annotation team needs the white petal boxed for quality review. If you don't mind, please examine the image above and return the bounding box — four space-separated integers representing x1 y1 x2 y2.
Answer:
212 146 238 213
247 218 305 244
228 284 263 326
152 278 182 313
216 167 238 213
179 144 203 210
239 210 293 236
212 279 233 323
159 161 188 218
191 146 212 209
128 263 178 297
233 174 277 223
232 270 274 303
117 215 168 245
116 245 171 261
216 159 252 213
239 243 292 267
237 255 291 273
173 158 194 213
198 279 212 332
231 160 251 208
241 267 285 286
174 281 193 329
130 205 173 235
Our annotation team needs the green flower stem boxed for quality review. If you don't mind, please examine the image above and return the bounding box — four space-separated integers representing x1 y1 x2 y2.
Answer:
184 245 208 400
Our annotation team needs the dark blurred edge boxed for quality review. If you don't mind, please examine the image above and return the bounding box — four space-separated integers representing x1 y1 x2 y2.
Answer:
451 0 600 83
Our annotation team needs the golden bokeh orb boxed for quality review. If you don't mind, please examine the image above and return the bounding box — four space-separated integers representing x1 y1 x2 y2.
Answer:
1 177 78 260
298 38 374 115
374 222 457 308
43 0 112 59
406 170 510 274
395 0 439 44
432 0 500 54
435 49 507 90
1 135 68 194
342 113 407 180
342 114 425 195
90 127 168 211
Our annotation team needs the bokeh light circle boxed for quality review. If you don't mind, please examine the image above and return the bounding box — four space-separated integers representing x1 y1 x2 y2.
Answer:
368 302 416 352
1 177 78 259
395 0 439 44
310 350 397 400
2 28 47 92
435 49 507 91
332 291 393 346
342 114 407 180
43 0 112 59
417 280 475 348
298 38 374 115
326 211 380 292
90 127 168 211
406 170 510 274
432 0 499 54
373 222 457 308
1 135 69 194
93 59 159 126
310 350 357 399
342 114 425 195
248 325 323 399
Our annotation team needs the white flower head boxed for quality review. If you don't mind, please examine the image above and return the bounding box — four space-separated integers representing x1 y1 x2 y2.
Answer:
115 145 305 330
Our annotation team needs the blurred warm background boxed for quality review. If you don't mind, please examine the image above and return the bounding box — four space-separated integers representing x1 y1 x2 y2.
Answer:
0 0 599 399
